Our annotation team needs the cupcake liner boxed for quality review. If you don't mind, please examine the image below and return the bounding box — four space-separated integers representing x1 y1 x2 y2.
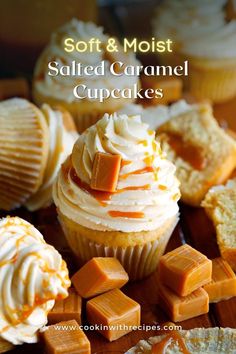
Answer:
0 337 13 353
186 57 236 103
73 111 104 134
0 99 49 210
58 211 178 281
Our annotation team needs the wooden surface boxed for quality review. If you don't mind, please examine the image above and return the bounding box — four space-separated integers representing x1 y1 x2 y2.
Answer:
1 1 236 353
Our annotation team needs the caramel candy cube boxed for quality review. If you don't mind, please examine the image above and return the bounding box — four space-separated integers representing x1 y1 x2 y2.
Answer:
141 76 183 105
72 257 128 299
90 152 121 192
48 288 82 325
158 284 209 322
0 78 29 100
86 288 140 341
42 320 90 354
159 244 212 296
203 257 236 303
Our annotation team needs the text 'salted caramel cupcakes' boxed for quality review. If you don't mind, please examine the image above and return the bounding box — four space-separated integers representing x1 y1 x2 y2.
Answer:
0 98 49 210
0 98 78 211
33 19 140 133
53 113 180 280
0 216 70 348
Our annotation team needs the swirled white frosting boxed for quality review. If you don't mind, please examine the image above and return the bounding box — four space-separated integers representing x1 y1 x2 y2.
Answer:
53 113 180 232
25 104 78 211
153 0 236 58
0 217 70 345
118 100 191 131
34 19 139 102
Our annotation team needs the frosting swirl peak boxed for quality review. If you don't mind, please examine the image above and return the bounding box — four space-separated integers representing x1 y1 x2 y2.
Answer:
0 217 70 345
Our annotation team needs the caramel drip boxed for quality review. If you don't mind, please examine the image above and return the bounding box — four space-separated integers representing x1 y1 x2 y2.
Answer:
167 133 206 171
108 211 144 218
70 168 113 206
121 160 132 168
118 184 150 192
70 168 151 205
120 166 154 180
151 331 190 354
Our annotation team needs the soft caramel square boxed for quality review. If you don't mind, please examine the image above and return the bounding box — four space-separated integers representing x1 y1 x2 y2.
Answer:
48 288 82 325
42 320 90 354
86 289 140 341
72 257 128 299
90 152 121 192
203 257 236 303
159 244 212 296
158 284 209 322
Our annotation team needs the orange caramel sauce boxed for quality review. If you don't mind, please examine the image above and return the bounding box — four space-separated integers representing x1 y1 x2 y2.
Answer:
151 331 190 354
167 134 206 171
120 166 154 180
70 168 112 206
108 211 144 218
70 168 151 206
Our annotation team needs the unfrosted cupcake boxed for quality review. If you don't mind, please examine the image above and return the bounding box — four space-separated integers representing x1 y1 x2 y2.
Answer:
0 98 78 211
0 216 70 347
25 104 78 211
33 19 140 133
153 0 236 103
53 113 180 280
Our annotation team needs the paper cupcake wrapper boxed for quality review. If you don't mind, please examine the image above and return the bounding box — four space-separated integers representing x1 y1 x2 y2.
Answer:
73 112 103 134
0 337 13 353
59 213 178 281
0 99 48 210
187 58 236 103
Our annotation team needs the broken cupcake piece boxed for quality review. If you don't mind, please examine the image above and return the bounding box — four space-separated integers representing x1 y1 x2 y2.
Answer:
42 320 90 354
157 103 236 206
86 288 140 341
202 179 236 271
90 152 122 192
0 216 70 347
48 288 82 325
72 257 129 299
159 244 212 297
158 284 209 322
203 257 236 303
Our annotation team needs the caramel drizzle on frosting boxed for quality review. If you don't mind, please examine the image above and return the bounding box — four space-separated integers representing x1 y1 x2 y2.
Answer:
151 331 190 354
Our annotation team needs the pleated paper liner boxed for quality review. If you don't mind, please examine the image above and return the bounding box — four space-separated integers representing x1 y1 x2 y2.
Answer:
0 337 13 353
58 211 178 281
0 98 49 210
25 105 73 212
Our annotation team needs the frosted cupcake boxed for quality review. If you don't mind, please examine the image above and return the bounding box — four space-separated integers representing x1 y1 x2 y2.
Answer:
53 113 180 280
0 98 77 211
33 19 140 133
0 216 70 348
153 0 236 103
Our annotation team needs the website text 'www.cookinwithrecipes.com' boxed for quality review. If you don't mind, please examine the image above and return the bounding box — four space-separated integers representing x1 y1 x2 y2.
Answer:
42 323 182 332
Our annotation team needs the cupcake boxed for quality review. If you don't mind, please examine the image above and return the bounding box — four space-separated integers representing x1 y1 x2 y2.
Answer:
53 113 180 280
0 98 78 211
25 104 78 211
153 0 236 103
33 19 140 133
0 98 49 210
0 216 70 346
